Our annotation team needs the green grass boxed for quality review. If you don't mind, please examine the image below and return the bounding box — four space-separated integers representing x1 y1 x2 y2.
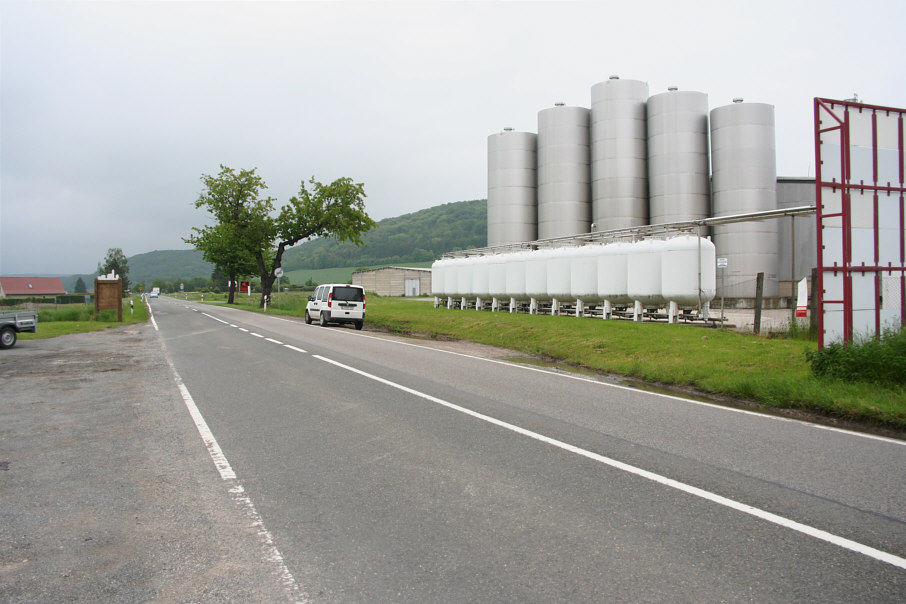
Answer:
17 296 150 339
204 292 905 431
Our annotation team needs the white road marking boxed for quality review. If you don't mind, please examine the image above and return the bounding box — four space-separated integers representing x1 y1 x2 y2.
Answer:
344 330 906 447
313 353 906 571
239 328 249 332
266 338 284 345
166 357 307 603
284 345 307 353
251 332 264 338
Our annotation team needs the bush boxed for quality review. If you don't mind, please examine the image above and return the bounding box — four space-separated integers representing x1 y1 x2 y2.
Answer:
806 326 906 386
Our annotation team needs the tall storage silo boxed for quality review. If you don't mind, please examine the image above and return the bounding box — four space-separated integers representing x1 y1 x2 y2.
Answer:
710 100 779 298
537 104 591 239
488 129 538 246
590 76 649 230
647 87 710 225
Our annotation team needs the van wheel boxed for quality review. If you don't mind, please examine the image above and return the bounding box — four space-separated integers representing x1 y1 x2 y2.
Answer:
304 311 312 325
319 312 329 327
0 327 17 349
354 320 363 330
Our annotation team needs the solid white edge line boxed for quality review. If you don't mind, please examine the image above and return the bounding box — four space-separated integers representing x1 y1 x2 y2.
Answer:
343 330 906 447
192 306 904 446
312 353 906 571
166 358 307 603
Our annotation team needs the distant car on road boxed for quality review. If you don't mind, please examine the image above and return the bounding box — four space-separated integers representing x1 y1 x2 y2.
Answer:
305 284 365 329
149 291 159 299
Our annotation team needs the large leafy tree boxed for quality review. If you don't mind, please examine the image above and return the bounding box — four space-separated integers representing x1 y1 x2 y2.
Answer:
98 247 130 294
184 166 269 304
255 176 375 306
187 165 376 307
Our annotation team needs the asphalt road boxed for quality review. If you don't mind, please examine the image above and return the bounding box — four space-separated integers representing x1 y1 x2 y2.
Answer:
154 296 906 602
3 295 906 602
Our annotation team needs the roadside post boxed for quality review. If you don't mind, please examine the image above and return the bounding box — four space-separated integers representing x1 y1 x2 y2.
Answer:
717 257 727 327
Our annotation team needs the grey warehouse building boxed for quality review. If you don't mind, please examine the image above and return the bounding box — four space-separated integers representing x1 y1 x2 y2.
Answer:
352 266 433 297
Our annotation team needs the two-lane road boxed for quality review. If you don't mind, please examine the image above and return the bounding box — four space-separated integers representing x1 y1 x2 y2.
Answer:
152 296 906 602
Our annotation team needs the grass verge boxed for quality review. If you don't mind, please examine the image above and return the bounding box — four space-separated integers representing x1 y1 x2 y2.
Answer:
17 295 150 339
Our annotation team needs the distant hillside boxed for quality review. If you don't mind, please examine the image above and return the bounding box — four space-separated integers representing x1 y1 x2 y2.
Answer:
281 198 487 270
61 198 487 289
62 249 213 292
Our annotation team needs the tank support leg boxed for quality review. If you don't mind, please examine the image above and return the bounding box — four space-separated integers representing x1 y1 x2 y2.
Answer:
575 300 584 318
447 296 453 309
603 300 612 320
530 298 538 315
668 301 678 324
510 298 517 313
552 298 560 316
633 301 643 322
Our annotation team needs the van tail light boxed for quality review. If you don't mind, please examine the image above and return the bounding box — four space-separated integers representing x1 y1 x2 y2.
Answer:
363 292 366 310
327 292 332 308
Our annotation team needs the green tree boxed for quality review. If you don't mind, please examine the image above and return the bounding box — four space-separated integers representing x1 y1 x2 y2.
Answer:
73 277 87 293
188 166 376 308
184 166 267 304
97 247 130 295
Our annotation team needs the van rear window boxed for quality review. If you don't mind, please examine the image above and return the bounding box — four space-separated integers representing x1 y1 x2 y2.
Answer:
332 287 364 302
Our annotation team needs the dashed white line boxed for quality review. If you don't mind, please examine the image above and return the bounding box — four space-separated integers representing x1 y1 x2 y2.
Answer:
313 353 906 571
284 345 307 353
251 332 264 338
266 338 284 345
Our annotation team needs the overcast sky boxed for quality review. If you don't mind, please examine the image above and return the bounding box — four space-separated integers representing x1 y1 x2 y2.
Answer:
2 0 904 276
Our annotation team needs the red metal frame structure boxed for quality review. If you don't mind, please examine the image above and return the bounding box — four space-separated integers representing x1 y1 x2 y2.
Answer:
814 98 906 347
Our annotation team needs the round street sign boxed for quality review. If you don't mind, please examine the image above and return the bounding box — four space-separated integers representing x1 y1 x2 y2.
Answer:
274 268 284 278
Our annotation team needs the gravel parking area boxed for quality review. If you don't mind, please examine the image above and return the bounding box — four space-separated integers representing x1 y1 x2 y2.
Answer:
0 325 292 603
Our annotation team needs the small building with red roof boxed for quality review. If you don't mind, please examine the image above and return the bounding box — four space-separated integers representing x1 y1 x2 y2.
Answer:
0 276 67 298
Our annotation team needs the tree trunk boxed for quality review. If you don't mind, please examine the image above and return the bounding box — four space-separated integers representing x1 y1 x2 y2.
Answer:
227 272 237 304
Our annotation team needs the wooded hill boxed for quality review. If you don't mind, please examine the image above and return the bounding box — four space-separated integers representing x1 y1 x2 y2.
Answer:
281 198 487 271
61 198 487 290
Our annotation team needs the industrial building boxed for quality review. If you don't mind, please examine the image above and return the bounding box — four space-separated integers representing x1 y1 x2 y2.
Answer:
352 266 432 297
441 76 819 319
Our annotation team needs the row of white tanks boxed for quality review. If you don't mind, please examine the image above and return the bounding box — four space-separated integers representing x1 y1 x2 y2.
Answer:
486 76 778 298
432 235 716 313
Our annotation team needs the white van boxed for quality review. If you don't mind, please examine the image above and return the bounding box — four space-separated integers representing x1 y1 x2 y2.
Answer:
305 284 366 330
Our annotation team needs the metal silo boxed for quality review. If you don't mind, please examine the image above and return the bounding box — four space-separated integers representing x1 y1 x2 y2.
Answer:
710 100 779 298
487 128 538 246
647 87 710 225
537 104 591 239
590 76 649 230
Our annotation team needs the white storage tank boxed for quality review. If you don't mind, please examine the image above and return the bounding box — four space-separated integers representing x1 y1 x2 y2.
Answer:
661 235 717 306
524 249 550 299
590 77 649 230
546 247 574 299
537 104 591 239
471 255 491 299
455 256 474 297
710 100 779 298
647 87 711 225
505 251 531 300
431 258 449 296
488 129 538 246
597 241 633 304
488 253 509 299
627 239 666 305
571 245 601 303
